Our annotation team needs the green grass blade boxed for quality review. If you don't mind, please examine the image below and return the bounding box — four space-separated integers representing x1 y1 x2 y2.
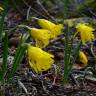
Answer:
73 41 82 56
0 0 8 81
0 32 8 81
0 0 8 41
61 0 69 17
8 44 27 80
63 25 71 83
7 34 29 80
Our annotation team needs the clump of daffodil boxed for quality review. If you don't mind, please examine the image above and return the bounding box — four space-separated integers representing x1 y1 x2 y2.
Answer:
29 28 51 48
76 23 95 44
27 44 54 73
79 51 88 66
37 19 64 39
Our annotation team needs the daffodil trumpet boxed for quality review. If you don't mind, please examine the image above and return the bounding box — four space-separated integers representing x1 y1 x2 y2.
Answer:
37 18 64 39
76 23 95 44
79 51 88 66
27 44 54 73
29 28 51 48
18 25 51 48
0 6 4 11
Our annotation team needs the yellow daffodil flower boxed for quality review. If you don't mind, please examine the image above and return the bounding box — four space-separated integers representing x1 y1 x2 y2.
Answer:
0 6 3 11
30 28 51 48
79 51 88 66
76 23 94 44
27 45 54 73
38 19 64 39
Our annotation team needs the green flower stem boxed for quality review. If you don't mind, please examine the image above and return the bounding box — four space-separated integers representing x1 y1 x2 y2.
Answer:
18 25 31 31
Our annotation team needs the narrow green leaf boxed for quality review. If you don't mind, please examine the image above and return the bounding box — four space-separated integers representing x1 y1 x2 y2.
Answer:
61 0 69 17
73 41 82 59
0 32 8 81
0 0 8 41
8 44 27 80
63 25 71 83
7 34 29 80
0 0 8 81
67 41 82 74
